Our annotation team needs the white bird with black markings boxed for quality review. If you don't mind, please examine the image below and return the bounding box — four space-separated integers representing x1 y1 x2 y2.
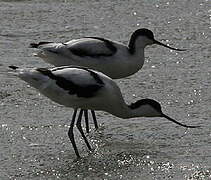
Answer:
30 28 186 132
30 28 185 78
9 65 199 158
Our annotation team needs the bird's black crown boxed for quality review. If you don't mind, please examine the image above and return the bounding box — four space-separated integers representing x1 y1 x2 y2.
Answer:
128 28 155 54
129 98 162 112
132 28 154 40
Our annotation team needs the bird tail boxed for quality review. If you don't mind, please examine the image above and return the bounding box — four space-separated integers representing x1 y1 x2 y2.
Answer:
29 41 53 48
8 65 20 76
8 65 36 80
9 65 19 70
29 43 39 48
8 65 29 76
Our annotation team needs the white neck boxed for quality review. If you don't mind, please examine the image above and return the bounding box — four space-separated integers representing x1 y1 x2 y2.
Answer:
128 36 152 55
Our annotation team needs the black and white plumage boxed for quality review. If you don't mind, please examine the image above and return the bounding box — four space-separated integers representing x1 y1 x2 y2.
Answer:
30 28 186 132
9 65 199 158
30 28 185 79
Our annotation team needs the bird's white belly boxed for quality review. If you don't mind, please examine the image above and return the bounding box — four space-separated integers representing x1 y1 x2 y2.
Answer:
78 57 143 79
39 50 143 79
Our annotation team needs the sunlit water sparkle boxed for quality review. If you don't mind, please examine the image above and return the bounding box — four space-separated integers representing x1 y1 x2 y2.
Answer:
0 0 210 180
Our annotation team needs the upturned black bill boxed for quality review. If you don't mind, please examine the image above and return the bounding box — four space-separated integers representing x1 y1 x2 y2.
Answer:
162 113 200 128
154 40 186 51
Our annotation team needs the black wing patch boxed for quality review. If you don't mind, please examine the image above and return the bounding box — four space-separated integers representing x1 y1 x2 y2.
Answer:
68 37 117 57
37 68 104 98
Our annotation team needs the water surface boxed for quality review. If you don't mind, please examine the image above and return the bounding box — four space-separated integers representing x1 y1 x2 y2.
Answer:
0 0 210 179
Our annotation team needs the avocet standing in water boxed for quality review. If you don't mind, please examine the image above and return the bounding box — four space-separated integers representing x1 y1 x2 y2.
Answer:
9 65 198 158
30 28 186 132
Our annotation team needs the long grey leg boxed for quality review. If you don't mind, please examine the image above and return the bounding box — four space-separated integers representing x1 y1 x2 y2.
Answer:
91 110 98 130
84 110 89 133
76 110 92 151
68 109 80 158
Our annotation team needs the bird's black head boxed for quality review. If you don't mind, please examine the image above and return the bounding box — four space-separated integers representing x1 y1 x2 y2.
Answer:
128 28 186 53
132 28 155 40
129 98 199 128
128 28 155 53
129 98 161 112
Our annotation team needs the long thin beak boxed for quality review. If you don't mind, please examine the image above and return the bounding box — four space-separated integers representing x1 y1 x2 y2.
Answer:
161 113 200 128
154 40 186 51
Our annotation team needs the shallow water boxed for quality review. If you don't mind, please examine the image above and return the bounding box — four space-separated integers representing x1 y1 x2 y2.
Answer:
0 0 210 179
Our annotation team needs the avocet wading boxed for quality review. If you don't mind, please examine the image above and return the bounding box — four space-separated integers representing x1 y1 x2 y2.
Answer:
9 65 198 158
30 28 186 133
